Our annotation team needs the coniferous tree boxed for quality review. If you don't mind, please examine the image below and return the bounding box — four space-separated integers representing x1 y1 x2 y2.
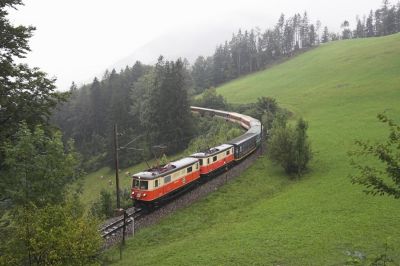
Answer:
354 17 365 38
192 56 214 93
322 26 330 43
366 11 376 37
341 20 352 39
301 12 310 47
309 24 316 46
140 57 194 154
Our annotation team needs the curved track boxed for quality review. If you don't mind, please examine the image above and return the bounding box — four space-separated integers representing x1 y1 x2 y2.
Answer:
100 106 263 243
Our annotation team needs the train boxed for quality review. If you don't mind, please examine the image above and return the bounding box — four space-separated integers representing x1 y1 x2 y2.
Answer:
130 106 262 209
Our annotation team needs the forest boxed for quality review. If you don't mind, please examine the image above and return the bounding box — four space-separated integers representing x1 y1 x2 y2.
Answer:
52 0 400 172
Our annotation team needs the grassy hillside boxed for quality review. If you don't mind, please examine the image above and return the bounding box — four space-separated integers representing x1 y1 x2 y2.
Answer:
108 34 400 265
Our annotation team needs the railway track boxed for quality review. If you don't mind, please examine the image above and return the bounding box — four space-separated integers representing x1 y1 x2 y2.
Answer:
100 146 262 241
100 208 142 238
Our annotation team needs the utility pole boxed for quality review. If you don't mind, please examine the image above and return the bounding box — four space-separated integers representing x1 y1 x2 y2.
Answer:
260 123 263 155
114 123 120 209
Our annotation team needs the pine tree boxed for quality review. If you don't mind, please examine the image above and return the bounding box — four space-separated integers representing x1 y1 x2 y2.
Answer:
309 24 316 46
366 10 375 37
301 12 310 47
341 20 352 39
354 17 365 38
322 26 330 43
140 57 194 154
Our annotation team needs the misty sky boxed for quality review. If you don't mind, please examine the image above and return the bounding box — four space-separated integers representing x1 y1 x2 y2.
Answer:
9 0 383 90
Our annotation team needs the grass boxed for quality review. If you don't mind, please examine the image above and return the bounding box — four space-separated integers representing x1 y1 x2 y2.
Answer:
106 34 400 265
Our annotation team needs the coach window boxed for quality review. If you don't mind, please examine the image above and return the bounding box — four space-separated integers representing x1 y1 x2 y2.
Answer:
226 150 230 155
187 166 192 173
207 158 210 164
195 163 198 170
139 181 148 190
154 179 159 188
199 159 203 166
213 156 217 162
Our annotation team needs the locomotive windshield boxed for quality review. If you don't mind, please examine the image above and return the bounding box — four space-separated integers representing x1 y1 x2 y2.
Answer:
132 178 148 190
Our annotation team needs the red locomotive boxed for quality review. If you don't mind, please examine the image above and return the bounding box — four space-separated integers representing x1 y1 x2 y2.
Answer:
190 144 234 175
131 157 200 208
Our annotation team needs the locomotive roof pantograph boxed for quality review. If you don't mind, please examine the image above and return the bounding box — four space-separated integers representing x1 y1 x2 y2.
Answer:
190 144 233 158
133 157 198 180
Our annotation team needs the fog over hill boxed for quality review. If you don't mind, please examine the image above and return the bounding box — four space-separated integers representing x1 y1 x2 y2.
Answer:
109 16 274 72
111 26 233 69
9 0 382 90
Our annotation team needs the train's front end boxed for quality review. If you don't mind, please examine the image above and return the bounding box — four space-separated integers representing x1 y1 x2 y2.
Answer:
131 172 153 203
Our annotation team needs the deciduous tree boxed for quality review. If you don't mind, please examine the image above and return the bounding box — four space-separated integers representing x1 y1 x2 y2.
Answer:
349 113 400 198
268 116 312 176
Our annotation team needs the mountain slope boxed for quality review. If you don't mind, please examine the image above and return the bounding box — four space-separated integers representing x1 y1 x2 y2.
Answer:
109 34 400 265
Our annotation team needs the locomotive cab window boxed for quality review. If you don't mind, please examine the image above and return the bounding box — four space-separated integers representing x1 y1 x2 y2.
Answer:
207 158 210 164
133 179 140 188
187 166 192 173
213 156 217 162
226 150 230 155
199 159 203 166
139 181 148 190
154 179 159 188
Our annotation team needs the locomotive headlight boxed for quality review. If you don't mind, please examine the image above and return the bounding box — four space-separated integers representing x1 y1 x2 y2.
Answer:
143 193 147 197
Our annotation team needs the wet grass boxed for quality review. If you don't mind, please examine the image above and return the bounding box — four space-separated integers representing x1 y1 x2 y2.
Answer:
107 34 400 265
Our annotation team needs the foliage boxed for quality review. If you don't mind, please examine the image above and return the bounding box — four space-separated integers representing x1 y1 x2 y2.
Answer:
185 116 243 155
0 201 102 266
90 189 132 219
193 88 227 110
0 0 67 163
268 116 312 176
0 122 80 208
139 57 194 155
52 62 152 171
349 113 400 199
90 189 113 219
191 56 214 94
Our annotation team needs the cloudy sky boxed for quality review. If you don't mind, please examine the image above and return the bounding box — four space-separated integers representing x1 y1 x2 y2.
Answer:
9 0 382 90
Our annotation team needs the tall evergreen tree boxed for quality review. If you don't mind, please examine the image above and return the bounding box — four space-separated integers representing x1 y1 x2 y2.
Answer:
322 26 330 43
301 12 310 47
341 20 352 39
140 57 194 154
309 24 316 46
192 56 214 93
366 10 376 37
354 17 365 38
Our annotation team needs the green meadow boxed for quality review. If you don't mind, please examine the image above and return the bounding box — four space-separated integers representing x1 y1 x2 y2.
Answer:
107 34 400 265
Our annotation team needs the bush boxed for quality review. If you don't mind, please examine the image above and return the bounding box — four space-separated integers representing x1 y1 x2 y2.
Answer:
193 88 227 109
90 189 132 219
268 116 312 177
